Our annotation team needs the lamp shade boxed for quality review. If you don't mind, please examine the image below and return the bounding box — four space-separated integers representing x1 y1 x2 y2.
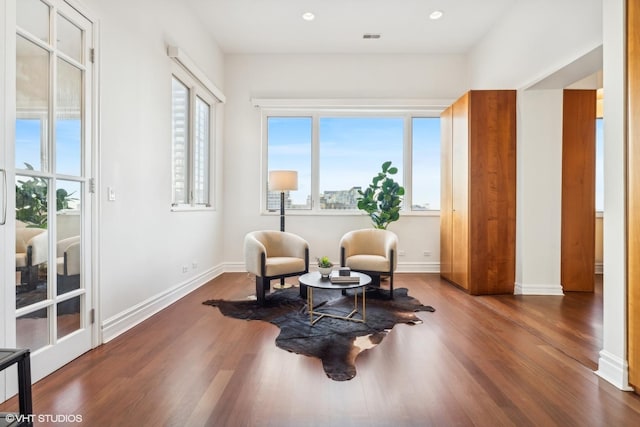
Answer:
269 170 298 191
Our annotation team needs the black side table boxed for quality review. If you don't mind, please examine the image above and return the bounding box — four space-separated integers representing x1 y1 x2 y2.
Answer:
0 349 33 427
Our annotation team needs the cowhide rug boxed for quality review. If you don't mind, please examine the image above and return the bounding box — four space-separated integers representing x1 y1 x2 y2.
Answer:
203 286 435 381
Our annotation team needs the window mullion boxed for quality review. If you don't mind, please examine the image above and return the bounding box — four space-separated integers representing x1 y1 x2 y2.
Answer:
403 115 412 211
188 85 196 206
311 113 320 212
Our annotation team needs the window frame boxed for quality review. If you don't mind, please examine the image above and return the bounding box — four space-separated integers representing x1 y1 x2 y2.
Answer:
170 66 216 211
260 106 444 217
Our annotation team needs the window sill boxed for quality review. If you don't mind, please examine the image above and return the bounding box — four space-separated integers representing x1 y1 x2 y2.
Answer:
171 205 215 212
261 210 440 217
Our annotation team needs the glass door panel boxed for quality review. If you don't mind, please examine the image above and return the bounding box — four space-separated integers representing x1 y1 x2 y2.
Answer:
16 308 49 352
57 297 81 340
16 35 49 172
56 13 82 62
56 58 82 176
16 0 50 43
15 174 49 305
56 179 81 298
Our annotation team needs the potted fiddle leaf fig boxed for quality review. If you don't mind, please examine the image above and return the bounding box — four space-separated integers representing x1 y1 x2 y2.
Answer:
357 161 405 230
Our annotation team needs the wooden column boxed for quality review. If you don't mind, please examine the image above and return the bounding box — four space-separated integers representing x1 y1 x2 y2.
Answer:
627 0 640 390
561 89 596 292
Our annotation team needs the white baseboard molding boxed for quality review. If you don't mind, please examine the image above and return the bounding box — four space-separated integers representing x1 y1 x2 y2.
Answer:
514 282 564 295
396 262 440 273
596 349 634 391
101 264 224 343
224 262 247 273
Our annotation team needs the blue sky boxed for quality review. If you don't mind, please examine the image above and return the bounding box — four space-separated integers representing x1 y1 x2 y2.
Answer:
15 118 81 176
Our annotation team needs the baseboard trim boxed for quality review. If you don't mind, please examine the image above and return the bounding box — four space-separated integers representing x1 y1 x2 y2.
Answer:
396 262 440 273
514 282 564 295
101 265 223 343
596 350 634 391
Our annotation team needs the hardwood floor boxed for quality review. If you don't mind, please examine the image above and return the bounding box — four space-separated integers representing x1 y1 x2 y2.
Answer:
2 273 640 426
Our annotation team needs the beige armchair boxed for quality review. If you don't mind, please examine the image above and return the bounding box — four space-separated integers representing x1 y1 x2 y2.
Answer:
244 230 309 305
340 228 398 299
15 227 48 291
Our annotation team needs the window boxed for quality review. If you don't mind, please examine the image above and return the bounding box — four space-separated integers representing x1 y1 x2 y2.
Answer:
171 73 215 207
266 117 312 210
264 111 441 213
320 117 403 210
412 117 441 210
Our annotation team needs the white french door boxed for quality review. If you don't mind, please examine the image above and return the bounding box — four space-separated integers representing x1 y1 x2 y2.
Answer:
5 0 95 386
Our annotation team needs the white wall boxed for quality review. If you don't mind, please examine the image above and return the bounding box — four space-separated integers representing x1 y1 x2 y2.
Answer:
81 0 226 337
597 0 632 390
222 54 468 270
470 0 603 89
515 89 563 295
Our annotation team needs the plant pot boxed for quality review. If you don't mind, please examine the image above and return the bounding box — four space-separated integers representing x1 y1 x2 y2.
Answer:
318 266 333 277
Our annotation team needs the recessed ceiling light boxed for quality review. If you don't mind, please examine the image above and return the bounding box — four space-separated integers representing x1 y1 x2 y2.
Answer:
429 10 444 20
302 12 315 21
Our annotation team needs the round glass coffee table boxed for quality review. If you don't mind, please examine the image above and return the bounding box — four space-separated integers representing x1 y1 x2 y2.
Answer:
298 271 371 325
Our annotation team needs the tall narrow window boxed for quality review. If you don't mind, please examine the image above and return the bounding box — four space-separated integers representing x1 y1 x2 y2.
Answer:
171 76 189 205
193 96 210 205
171 73 214 207
412 117 441 210
267 117 312 210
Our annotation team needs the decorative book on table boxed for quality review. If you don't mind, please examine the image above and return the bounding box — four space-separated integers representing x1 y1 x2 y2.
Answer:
329 271 360 284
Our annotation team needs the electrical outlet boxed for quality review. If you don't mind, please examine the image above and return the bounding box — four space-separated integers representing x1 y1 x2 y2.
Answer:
423 251 432 257
182 265 189 273
192 261 198 269
398 250 406 256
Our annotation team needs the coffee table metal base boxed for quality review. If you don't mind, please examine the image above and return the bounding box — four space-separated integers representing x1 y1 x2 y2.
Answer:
307 285 366 325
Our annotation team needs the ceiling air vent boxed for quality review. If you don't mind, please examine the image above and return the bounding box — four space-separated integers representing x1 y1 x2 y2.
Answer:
362 33 381 39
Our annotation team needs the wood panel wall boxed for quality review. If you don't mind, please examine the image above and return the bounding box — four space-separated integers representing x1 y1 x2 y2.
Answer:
561 89 596 292
468 90 517 295
627 0 640 390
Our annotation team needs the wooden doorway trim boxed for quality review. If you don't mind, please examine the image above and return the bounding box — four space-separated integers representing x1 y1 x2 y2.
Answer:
627 0 640 390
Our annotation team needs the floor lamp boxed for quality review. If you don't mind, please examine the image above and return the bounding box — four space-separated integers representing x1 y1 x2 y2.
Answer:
269 170 298 289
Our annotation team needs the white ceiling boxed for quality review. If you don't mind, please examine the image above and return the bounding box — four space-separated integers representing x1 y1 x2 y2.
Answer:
185 0 518 54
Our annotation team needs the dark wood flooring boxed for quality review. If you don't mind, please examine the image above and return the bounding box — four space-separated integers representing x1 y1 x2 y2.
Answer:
2 273 640 426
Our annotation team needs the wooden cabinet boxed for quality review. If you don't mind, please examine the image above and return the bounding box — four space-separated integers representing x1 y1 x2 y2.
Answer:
440 90 516 295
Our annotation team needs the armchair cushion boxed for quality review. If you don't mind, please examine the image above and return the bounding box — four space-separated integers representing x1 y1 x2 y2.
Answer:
345 254 390 272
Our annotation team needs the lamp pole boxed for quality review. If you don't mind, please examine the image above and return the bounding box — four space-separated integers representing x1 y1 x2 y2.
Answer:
280 191 285 232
